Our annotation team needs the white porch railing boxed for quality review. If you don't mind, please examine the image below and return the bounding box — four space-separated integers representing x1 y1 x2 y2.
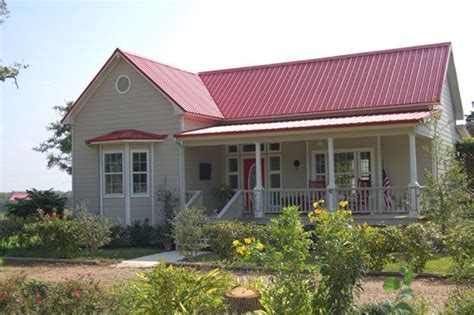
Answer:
218 186 423 217
185 190 203 208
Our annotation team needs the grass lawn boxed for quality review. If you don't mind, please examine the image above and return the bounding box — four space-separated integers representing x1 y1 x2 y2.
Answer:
1 247 162 261
191 252 453 275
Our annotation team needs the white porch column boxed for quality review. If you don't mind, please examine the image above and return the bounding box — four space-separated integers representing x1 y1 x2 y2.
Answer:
178 141 186 207
377 136 383 213
150 143 155 225
99 144 104 217
254 142 264 218
408 133 420 213
327 138 337 211
124 144 131 226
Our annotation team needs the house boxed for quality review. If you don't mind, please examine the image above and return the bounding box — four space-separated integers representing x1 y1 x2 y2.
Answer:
62 42 465 225
8 192 31 202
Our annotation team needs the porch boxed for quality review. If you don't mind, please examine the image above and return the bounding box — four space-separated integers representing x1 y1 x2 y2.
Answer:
180 123 432 225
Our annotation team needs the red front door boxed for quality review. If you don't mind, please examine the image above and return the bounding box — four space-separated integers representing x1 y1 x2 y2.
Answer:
243 158 265 212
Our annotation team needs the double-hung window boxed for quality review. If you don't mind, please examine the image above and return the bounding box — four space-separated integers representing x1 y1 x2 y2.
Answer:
131 150 149 196
104 151 124 196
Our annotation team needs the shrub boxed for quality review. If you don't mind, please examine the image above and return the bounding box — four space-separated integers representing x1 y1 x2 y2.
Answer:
22 210 83 258
398 223 434 272
444 289 474 314
363 225 402 271
203 221 273 259
74 203 111 253
0 274 113 314
309 201 366 314
6 188 67 218
446 221 474 281
155 180 179 242
129 219 155 247
172 206 207 260
108 224 132 247
119 261 231 314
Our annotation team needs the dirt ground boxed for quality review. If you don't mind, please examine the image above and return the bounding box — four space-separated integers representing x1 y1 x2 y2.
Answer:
0 264 459 311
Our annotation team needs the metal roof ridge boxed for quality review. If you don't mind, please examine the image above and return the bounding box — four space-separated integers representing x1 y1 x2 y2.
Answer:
197 42 452 76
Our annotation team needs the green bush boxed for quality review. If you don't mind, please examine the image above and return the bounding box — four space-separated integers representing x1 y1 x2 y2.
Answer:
117 261 231 314
172 207 207 260
107 220 163 248
363 225 402 271
444 289 474 314
74 203 111 253
309 202 366 314
6 189 67 218
202 221 273 259
22 211 83 258
0 274 113 314
446 221 474 281
398 223 434 272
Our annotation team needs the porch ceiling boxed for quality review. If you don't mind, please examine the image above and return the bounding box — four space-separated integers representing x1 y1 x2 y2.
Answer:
176 111 431 142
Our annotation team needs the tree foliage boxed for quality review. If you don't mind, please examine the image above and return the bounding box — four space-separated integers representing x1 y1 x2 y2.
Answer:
0 0 28 87
420 112 473 236
34 101 73 174
6 188 67 218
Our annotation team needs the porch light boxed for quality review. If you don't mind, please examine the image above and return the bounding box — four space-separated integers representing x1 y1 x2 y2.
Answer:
293 160 300 170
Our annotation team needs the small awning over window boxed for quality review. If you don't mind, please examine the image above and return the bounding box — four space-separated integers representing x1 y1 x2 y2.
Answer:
176 111 432 138
86 129 167 145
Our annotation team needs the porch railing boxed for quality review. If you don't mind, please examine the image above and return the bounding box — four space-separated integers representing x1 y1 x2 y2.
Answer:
263 188 328 214
216 190 255 219
185 190 203 208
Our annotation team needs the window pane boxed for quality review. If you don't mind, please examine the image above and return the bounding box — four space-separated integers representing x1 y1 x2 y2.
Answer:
270 156 280 171
105 174 123 194
227 145 238 154
315 154 326 174
229 175 238 189
228 158 238 172
133 173 147 193
269 143 280 151
335 152 354 172
270 174 281 188
242 144 255 152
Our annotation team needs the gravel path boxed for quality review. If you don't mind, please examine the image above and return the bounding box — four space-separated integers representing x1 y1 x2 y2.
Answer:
0 265 460 311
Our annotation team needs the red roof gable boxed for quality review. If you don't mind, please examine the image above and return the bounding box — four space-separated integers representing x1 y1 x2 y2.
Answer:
63 43 452 124
86 129 167 144
199 43 451 120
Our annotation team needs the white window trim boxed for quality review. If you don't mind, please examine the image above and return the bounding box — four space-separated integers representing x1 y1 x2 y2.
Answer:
226 145 239 155
311 147 375 186
241 143 266 153
268 142 281 153
130 149 150 197
115 74 131 94
103 149 125 198
267 154 282 189
226 156 240 189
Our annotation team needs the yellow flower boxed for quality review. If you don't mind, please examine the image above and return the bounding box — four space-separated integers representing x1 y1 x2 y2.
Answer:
256 242 265 251
339 200 349 208
232 240 240 247
315 209 322 215
308 212 314 219
313 201 319 209
318 199 325 204
236 246 246 255
244 238 252 244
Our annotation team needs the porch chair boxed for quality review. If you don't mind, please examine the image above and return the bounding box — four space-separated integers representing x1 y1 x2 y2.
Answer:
356 178 371 214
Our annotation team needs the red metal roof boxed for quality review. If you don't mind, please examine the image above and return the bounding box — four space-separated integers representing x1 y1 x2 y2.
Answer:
86 129 167 144
176 111 432 138
199 43 451 120
63 43 452 124
9 192 30 202
119 49 224 119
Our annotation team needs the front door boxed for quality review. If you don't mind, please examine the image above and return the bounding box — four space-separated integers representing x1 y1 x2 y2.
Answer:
243 158 265 212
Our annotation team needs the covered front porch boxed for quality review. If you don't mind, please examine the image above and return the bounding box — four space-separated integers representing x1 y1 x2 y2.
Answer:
179 116 432 225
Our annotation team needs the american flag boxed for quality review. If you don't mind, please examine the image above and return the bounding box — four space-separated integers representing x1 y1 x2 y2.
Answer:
383 167 393 212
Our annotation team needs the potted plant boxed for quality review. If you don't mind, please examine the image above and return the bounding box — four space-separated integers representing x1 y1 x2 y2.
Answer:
155 179 179 251
213 184 233 209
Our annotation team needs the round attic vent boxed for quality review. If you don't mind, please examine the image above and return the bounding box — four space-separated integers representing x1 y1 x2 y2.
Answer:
115 75 131 94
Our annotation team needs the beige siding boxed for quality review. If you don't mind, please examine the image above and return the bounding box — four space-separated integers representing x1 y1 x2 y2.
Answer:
73 59 181 224
439 78 459 145
185 145 225 211
281 141 307 188
182 117 218 131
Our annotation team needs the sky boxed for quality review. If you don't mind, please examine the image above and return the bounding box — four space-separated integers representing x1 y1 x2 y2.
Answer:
0 0 473 192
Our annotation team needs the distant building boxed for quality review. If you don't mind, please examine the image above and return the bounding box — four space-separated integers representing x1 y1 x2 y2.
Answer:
9 192 30 202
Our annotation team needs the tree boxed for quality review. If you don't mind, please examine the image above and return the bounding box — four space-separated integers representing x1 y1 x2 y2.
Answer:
0 0 28 87
6 188 68 218
420 111 472 236
34 101 73 174
466 105 474 136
